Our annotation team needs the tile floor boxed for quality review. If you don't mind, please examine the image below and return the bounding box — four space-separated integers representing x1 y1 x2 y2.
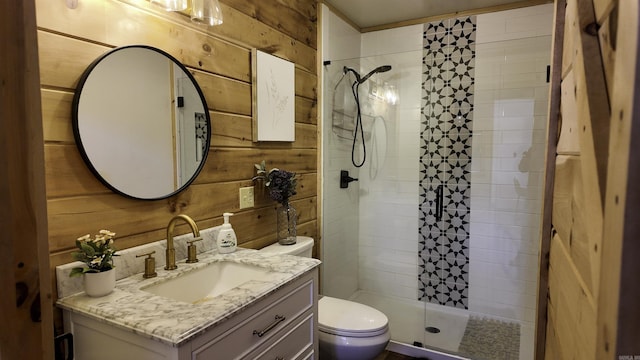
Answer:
351 291 533 360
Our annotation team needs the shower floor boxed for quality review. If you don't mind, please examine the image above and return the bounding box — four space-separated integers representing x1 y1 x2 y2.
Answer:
350 291 534 360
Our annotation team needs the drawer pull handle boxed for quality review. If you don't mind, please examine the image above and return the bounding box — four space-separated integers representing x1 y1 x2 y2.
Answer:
253 315 286 337
275 357 284 360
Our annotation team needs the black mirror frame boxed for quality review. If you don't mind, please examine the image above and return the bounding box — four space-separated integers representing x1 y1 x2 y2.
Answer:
72 45 211 201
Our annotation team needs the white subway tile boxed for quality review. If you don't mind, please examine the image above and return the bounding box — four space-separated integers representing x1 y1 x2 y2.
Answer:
505 13 553 36
502 59 539 75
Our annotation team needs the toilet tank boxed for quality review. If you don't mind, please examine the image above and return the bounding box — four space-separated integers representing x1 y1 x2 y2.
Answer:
260 236 314 258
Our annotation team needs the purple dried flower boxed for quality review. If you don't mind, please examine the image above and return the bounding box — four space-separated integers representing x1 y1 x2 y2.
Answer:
254 161 298 205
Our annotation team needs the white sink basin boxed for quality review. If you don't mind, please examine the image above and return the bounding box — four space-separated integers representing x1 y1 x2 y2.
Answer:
142 261 275 304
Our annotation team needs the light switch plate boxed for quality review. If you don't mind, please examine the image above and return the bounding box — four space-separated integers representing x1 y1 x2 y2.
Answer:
239 186 254 209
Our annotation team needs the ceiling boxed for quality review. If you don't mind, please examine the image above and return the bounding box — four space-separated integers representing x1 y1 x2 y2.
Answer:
323 0 546 30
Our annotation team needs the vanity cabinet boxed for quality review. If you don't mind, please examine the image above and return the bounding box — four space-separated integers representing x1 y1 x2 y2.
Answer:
63 269 318 360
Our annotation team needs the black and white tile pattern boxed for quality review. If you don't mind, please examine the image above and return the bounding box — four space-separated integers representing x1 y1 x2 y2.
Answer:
195 112 208 158
419 16 476 309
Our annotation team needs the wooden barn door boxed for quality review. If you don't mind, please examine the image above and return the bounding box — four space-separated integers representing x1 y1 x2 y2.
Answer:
537 0 640 359
0 0 53 358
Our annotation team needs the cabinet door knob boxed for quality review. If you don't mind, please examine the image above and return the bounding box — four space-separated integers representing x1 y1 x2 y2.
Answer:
252 315 286 337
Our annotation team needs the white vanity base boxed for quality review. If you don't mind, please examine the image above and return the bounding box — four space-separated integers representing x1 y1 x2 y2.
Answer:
63 269 318 360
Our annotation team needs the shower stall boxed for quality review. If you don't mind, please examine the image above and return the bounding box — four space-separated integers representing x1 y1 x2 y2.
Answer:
321 4 553 360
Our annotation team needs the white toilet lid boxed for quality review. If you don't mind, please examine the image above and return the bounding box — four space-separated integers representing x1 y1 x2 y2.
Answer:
259 236 314 255
319 296 389 337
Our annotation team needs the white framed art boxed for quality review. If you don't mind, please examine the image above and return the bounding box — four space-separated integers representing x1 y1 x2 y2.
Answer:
251 49 295 142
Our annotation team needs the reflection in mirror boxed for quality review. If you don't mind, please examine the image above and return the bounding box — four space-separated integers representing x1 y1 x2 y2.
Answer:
73 46 210 200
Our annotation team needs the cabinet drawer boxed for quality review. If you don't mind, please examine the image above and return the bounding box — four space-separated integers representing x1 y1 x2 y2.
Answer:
251 314 314 360
192 280 313 360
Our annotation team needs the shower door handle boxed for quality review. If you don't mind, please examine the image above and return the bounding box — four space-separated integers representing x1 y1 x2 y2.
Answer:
435 185 444 221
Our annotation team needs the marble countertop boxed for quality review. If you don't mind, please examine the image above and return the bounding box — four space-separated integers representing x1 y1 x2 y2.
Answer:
56 248 320 347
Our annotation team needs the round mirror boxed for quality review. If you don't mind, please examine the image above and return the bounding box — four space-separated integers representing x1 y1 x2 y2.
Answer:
73 45 211 200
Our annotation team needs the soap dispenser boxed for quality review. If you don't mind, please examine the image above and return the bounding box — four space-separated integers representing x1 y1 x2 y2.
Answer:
216 212 237 254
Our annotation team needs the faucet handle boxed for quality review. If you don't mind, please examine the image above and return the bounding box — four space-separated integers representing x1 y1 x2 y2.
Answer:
186 237 203 263
136 251 157 279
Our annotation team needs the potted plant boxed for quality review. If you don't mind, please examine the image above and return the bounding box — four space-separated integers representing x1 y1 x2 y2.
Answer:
254 161 298 245
69 229 118 297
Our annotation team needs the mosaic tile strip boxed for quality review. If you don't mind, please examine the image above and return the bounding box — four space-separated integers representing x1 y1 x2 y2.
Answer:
419 15 476 310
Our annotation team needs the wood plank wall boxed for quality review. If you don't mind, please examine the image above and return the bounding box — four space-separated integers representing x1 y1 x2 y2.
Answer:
542 0 640 358
36 0 319 327
543 0 611 356
1 0 54 357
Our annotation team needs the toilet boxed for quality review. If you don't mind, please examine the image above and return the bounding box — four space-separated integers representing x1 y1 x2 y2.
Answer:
260 236 390 360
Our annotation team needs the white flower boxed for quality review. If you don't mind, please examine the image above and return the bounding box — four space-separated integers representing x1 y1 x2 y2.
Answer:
99 230 116 237
77 234 91 241
70 228 117 277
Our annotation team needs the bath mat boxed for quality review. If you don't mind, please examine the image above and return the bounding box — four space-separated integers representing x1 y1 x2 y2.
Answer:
457 316 520 360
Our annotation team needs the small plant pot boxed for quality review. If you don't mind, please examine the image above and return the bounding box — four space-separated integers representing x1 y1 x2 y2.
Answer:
83 269 116 297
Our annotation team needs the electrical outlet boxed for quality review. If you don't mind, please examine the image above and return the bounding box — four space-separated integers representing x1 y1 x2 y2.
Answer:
239 186 254 209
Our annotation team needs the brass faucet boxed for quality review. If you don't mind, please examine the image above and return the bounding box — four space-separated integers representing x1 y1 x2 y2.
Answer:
165 214 201 270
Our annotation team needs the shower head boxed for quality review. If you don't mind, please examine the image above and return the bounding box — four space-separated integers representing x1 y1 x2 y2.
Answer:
343 66 362 83
343 65 392 84
359 65 392 84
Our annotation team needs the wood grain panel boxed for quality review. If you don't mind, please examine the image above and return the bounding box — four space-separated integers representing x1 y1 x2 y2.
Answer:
552 155 593 292
44 144 110 198
210 112 254 147
191 70 252 115
194 72 317 117
296 96 318 125
41 89 74 143
596 0 640 357
38 30 253 118
196 148 317 183
545 0 604 357
209 1 316 72
48 196 317 268
536 1 565 357
37 30 108 90
552 156 576 246
597 5 617 101
225 197 317 244
35 0 109 42
294 123 318 149
547 234 597 359
546 0 640 357
592 0 616 24
561 0 577 77
295 68 318 100
103 3 251 82
36 0 252 82
570 0 611 299
558 70 580 155
210 112 317 149
224 0 317 49
44 119 316 197
47 174 316 252
1 0 54 357
252 174 317 207
572 0 611 204
544 302 561 360
123 0 317 72
46 183 230 253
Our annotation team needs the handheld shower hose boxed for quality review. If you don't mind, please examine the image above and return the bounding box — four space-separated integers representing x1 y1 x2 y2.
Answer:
342 65 392 167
